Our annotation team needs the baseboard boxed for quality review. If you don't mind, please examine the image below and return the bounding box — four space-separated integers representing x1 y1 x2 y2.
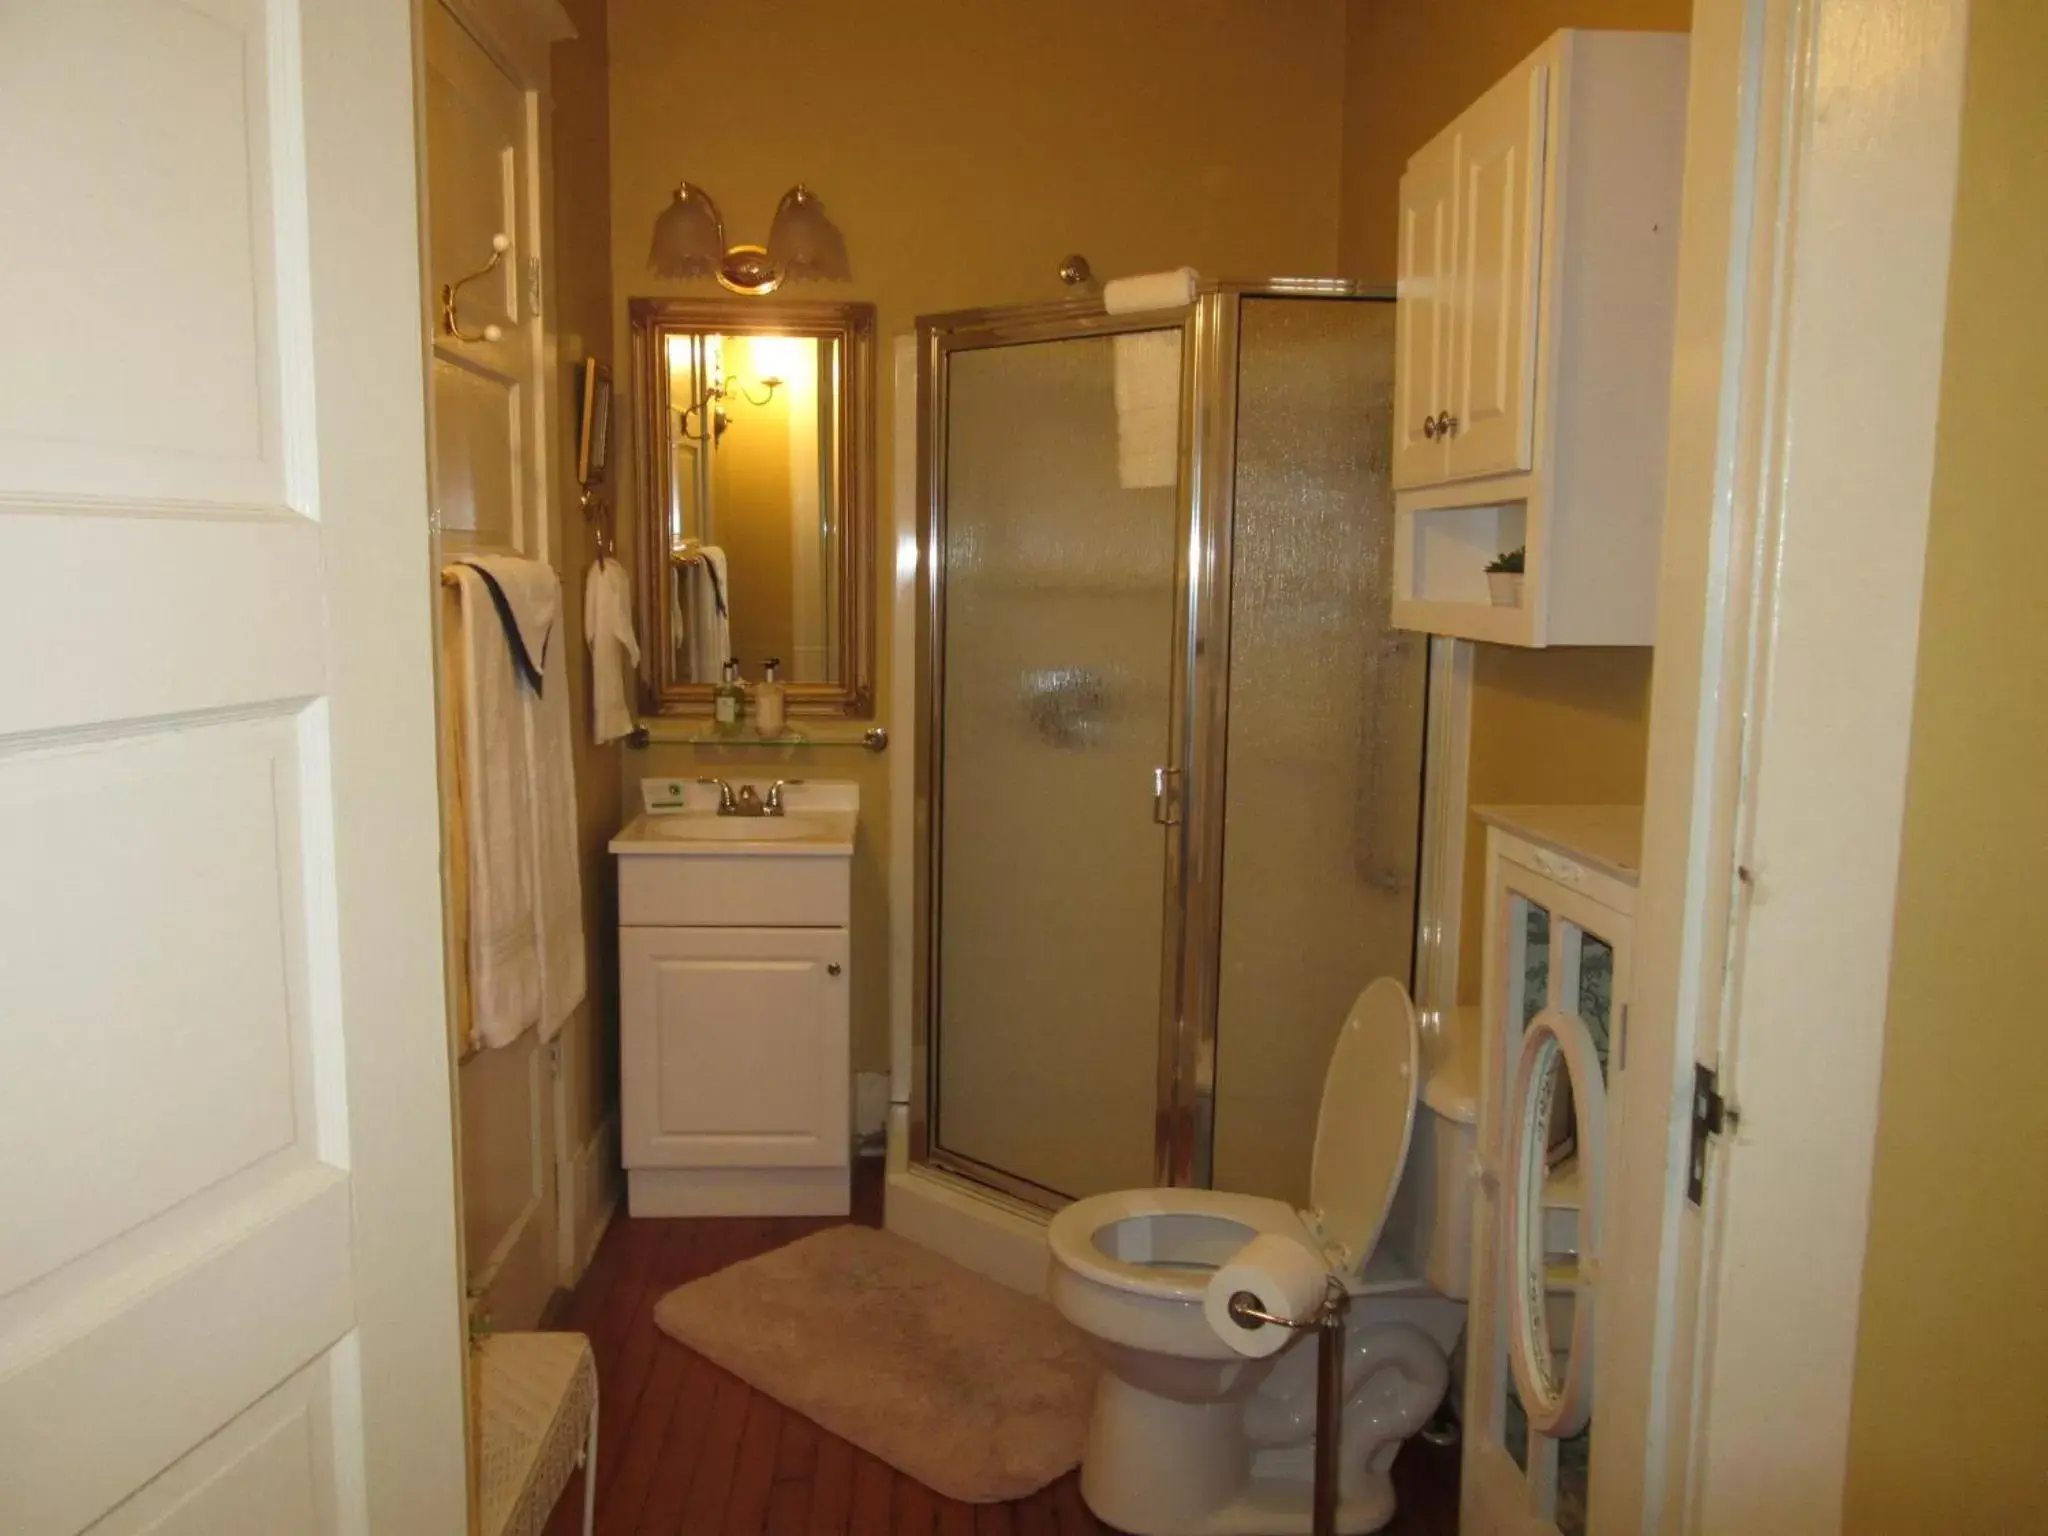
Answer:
628 1165 850 1217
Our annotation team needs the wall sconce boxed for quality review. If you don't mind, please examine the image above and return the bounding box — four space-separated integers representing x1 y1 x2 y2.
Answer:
647 182 850 295
678 374 783 443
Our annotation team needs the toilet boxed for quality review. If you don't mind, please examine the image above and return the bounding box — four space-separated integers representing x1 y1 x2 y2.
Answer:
1047 978 1472 1536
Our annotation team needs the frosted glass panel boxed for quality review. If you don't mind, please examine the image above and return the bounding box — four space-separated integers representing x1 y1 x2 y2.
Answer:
1212 298 1426 1204
933 331 1181 1200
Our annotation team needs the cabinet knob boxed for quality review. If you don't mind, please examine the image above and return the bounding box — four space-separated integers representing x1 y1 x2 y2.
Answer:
1422 415 1439 440
1438 411 1459 438
827 963 842 977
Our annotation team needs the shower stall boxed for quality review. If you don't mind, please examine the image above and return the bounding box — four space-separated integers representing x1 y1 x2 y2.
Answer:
907 280 1438 1221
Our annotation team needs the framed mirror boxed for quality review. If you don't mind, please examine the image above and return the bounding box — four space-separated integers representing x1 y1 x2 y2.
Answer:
628 297 876 717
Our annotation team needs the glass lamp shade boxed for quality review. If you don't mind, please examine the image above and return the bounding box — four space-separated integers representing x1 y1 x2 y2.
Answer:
648 183 727 279
766 184 850 281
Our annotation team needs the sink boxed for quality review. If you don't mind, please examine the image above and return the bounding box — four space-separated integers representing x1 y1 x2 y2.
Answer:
647 815 825 842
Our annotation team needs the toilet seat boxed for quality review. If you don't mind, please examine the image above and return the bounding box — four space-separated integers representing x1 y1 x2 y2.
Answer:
1048 1188 1313 1303
1048 979 1422 1300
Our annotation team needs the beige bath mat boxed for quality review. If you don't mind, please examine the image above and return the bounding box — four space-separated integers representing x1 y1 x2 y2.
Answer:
653 1225 1096 1503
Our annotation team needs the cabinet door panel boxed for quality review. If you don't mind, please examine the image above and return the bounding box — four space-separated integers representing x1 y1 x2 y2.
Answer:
1394 138 1457 489
622 926 849 1170
1451 59 1548 482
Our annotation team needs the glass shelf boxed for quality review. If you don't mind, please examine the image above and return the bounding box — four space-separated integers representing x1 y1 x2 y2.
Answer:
626 724 888 753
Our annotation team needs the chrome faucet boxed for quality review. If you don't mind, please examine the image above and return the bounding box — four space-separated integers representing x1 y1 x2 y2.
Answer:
697 777 738 815
734 783 764 817
763 779 802 816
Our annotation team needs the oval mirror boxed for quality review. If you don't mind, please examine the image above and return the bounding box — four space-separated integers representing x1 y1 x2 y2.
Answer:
1505 1005 1608 1438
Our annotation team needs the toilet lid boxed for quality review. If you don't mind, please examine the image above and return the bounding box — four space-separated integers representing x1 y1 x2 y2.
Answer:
1307 977 1420 1277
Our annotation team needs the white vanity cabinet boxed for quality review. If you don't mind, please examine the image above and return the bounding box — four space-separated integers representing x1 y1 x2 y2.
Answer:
1392 29 1688 647
612 781 856 1217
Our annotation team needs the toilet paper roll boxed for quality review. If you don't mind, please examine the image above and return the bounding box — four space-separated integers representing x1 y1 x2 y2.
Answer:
1101 267 1200 315
1203 1234 1330 1359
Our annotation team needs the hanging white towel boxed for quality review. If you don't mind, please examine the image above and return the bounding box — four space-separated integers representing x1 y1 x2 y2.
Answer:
686 544 732 682
449 565 542 1048
1112 329 1183 489
583 556 640 745
451 555 587 1047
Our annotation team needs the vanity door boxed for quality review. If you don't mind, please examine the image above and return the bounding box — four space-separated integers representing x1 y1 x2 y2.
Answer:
1464 832 1635 1536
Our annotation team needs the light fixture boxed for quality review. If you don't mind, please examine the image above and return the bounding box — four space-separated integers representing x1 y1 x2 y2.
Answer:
648 182 851 295
678 374 784 443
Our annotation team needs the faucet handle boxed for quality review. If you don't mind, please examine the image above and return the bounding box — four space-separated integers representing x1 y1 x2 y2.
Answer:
696 776 737 814
763 779 805 815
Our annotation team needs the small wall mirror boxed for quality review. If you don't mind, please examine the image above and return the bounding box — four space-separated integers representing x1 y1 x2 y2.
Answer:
629 297 875 717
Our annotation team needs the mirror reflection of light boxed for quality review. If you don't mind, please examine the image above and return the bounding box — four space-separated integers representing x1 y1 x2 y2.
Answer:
895 530 920 582
745 333 810 380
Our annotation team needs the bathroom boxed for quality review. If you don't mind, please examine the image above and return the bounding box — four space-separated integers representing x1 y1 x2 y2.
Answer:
4 0 2015 1533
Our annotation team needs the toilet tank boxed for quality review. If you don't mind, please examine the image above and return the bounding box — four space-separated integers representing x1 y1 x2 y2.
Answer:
1380 1049 1478 1300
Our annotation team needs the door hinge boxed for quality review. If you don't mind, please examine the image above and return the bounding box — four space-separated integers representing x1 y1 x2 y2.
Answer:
1687 1061 1736 1206
1617 1003 1629 1071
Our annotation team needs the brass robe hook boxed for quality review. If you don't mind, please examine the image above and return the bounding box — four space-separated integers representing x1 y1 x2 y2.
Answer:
441 233 510 343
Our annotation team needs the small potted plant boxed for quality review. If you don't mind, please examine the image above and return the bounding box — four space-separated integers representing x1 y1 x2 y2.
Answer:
1486 546 1526 607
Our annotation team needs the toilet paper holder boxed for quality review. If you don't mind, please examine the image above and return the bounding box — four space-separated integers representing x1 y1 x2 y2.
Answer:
1224 1274 1352 1536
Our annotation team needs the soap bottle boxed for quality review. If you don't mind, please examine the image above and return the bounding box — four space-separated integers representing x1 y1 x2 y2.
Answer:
713 658 744 731
752 658 786 737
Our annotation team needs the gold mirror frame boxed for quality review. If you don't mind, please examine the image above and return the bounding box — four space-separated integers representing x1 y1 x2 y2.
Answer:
628 296 876 718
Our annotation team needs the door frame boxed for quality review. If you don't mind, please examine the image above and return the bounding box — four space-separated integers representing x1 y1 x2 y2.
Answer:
1609 0 1969 1528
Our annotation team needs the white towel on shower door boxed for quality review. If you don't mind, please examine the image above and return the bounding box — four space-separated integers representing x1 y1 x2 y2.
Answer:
451 556 587 1048
584 556 640 744
1112 330 1182 489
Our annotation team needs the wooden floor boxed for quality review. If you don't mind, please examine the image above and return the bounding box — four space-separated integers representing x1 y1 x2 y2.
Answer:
539 1163 1459 1535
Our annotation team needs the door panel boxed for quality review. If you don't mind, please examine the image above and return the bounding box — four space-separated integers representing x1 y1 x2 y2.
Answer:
0 1 464 1531
623 926 851 1170
1394 138 1456 489
425 1 538 552
1451 60 1547 481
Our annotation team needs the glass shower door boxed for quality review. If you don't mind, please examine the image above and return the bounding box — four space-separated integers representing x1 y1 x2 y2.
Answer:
928 324 1185 1202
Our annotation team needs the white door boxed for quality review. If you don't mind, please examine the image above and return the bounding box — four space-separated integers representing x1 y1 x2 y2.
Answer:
1449 57 1547 482
424 0 558 1337
621 926 851 1170
1393 135 1457 490
0 3 466 1534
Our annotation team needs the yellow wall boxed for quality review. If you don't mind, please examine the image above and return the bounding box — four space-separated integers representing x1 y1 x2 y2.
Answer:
608 0 1350 1071
1843 3 2048 1525
1337 0 1694 284
547 0 622 1199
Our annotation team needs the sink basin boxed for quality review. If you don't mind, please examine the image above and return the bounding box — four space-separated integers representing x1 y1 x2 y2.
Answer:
647 815 825 842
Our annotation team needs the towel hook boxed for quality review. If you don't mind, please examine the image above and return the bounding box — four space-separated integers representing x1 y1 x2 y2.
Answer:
441 233 511 343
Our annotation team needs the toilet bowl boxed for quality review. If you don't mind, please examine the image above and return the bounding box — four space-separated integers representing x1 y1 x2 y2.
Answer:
1047 979 1467 1536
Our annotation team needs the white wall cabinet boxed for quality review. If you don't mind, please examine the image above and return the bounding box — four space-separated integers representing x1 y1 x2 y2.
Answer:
1392 30 1688 647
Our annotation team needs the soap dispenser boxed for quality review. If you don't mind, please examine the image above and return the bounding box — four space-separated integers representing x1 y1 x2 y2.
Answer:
713 658 744 731
753 658 786 737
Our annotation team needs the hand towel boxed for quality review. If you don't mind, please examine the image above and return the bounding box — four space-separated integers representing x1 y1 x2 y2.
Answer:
449 565 542 1048
529 597 586 1041
687 544 732 682
583 556 641 745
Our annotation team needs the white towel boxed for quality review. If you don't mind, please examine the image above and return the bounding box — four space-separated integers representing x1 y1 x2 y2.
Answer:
1112 330 1183 489
451 556 587 1048
450 565 542 1048
1102 267 1199 314
686 544 731 682
583 556 640 745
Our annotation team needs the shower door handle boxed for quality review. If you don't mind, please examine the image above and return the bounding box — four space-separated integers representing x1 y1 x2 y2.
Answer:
1152 766 1182 827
